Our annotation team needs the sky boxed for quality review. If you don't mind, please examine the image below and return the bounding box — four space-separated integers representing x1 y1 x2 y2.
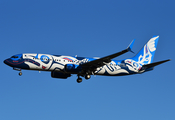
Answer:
0 0 175 120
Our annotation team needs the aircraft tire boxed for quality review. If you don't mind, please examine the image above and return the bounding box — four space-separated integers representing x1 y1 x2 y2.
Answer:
77 78 82 83
19 72 22 76
85 75 91 80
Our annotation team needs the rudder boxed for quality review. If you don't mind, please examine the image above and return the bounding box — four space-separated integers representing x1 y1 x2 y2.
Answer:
132 36 159 65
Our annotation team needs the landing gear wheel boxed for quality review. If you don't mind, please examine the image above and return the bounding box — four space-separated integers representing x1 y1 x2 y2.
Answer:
77 78 82 83
85 75 91 80
19 72 22 76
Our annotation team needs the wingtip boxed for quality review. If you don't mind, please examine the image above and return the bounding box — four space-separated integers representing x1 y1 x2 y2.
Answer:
130 39 135 49
127 39 135 53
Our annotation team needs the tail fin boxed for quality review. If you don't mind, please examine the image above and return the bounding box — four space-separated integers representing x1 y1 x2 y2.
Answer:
132 36 159 65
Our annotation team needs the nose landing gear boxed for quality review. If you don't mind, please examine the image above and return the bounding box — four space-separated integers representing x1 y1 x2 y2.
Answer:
19 71 22 76
13 68 22 76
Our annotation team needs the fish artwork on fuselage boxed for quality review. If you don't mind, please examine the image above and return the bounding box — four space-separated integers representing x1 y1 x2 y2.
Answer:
4 36 170 83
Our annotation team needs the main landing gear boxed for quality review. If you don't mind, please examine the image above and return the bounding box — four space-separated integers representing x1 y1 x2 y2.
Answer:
85 74 91 79
77 74 91 83
77 77 82 83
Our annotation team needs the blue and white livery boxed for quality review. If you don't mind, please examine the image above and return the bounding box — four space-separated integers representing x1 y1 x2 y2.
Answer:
4 36 170 83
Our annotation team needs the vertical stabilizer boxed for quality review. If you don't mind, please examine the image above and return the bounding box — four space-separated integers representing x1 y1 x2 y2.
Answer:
132 36 159 65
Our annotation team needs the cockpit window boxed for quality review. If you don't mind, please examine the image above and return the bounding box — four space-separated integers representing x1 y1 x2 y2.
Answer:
10 54 22 60
11 56 19 58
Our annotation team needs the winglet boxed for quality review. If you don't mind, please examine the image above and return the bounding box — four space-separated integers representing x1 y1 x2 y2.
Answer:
127 39 135 53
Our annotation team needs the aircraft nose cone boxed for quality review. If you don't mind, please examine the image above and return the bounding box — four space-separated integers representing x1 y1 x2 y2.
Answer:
4 59 8 65
4 59 11 66
4 59 13 67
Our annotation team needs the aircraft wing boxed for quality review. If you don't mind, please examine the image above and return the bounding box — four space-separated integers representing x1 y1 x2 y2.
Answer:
81 39 135 71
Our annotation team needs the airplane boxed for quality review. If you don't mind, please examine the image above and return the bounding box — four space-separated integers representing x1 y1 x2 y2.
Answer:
4 36 171 83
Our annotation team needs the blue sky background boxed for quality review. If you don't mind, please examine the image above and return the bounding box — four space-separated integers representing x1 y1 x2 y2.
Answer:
0 0 175 120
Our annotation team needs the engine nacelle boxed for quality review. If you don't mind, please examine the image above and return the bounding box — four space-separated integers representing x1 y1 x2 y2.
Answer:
64 64 82 73
51 71 71 79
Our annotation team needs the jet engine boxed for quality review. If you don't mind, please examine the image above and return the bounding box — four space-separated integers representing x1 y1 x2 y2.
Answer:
51 71 71 79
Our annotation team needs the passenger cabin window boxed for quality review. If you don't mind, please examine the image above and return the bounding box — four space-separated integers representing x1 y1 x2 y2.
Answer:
120 63 126 67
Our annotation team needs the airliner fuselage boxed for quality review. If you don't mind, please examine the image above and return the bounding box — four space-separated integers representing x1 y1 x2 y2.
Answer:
4 36 170 83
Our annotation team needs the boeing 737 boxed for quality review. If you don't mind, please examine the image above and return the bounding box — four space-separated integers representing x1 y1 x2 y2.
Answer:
4 36 170 83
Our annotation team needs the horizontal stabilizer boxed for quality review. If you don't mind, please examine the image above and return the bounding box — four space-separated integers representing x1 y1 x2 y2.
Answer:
142 59 171 69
